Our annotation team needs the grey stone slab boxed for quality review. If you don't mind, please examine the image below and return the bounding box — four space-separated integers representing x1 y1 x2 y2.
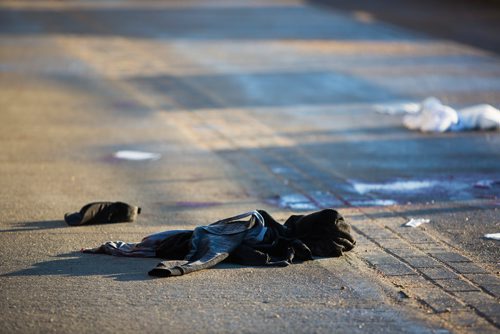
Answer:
443 311 483 328
464 274 500 286
481 284 500 298
403 256 442 268
360 251 400 266
453 292 500 326
434 279 481 292
446 262 488 274
365 229 400 240
375 238 410 249
399 232 435 244
477 303 500 327
429 252 472 263
413 288 466 313
416 244 448 252
375 263 417 276
385 247 425 258
419 267 460 280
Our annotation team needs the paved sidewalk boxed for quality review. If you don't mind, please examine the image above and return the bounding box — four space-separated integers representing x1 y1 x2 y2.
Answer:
0 0 499 333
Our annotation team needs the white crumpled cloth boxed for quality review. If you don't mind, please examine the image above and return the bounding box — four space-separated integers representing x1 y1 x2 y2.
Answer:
401 97 500 132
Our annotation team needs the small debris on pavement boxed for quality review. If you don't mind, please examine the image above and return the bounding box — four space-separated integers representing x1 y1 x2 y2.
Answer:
483 233 500 241
380 97 500 132
113 150 161 161
404 218 431 228
350 199 397 206
374 101 421 115
352 180 437 194
269 194 318 211
65 201 141 226
474 180 499 189
403 97 458 132
398 290 411 299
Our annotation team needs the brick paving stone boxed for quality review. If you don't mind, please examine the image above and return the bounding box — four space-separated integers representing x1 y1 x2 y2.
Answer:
465 324 500 334
366 229 400 240
385 247 425 258
464 274 500 286
398 232 435 244
351 234 376 249
434 279 481 292
446 262 488 274
480 284 500 298
429 252 472 263
453 291 500 327
375 238 410 248
442 311 481 328
412 287 466 313
375 263 417 276
452 291 491 306
361 252 401 266
353 225 386 236
477 304 500 327
376 217 406 229
419 267 460 280
416 243 448 252
403 256 443 268
443 312 499 333
389 275 430 289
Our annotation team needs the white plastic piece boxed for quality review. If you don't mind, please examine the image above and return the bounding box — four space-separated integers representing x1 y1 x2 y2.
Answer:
484 233 500 241
403 97 459 132
452 104 500 131
278 194 317 210
352 180 437 195
374 102 421 115
399 97 500 132
113 150 161 161
404 218 430 228
350 199 397 206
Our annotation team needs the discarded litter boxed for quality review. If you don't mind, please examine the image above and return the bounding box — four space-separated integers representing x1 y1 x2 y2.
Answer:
385 97 500 133
483 233 500 241
403 218 430 228
113 150 161 161
403 97 459 132
350 199 397 206
452 104 500 131
65 202 141 226
473 180 499 189
352 180 437 195
279 194 317 210
271 194 318 211
83 208 356 278
374 102 421 115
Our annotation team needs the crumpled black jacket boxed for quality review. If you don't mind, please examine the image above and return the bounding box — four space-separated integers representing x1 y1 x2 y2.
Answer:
84 209 355 277
148 209 355 277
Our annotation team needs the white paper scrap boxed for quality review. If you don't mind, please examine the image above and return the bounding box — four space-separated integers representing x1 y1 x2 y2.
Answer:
484 233 500 241
374 102 421 115
404 218 430 228
114 150 161 161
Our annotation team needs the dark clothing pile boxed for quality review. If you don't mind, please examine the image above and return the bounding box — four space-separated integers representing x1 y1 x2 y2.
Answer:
65 201 141 226
83 209 356 278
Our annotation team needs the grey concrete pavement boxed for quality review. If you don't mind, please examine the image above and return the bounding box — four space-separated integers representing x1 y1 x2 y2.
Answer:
1 0 499 333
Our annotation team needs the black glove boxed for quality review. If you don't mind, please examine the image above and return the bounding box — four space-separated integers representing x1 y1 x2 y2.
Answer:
64 201 140 226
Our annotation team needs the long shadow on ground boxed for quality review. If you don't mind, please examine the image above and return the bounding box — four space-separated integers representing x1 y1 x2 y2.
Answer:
2 251 159 282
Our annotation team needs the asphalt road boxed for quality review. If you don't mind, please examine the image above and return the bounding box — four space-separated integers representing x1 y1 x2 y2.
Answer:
311 0 500 55
0 0 499 333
